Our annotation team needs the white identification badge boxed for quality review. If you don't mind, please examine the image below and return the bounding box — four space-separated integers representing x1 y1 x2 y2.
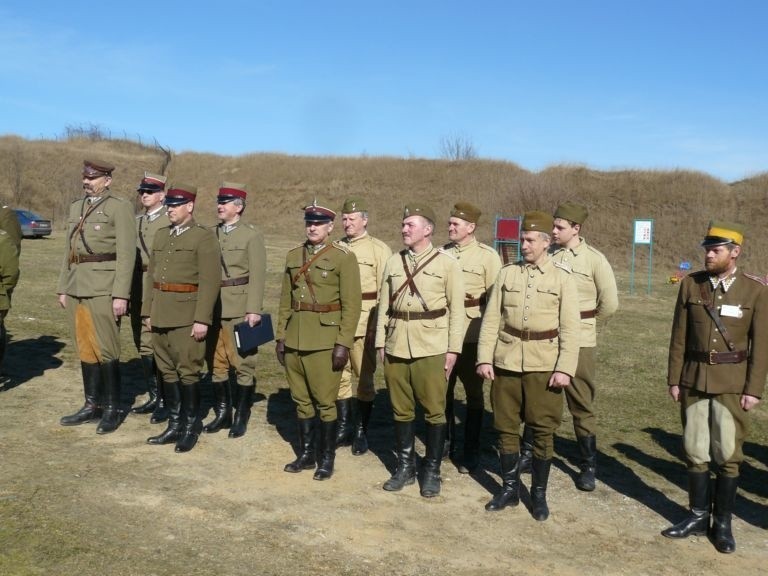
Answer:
720 304 743 318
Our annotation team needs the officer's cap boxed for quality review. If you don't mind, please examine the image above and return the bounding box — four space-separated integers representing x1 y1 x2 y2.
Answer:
164 183 197 206
450 201 481 224
702 220 745 247
217 181 247 204
403 204 436 225
554 202 588 225
522 211 554 233
137 172 167 193
304 199 336 223
83 159 115 178
342 197 367 214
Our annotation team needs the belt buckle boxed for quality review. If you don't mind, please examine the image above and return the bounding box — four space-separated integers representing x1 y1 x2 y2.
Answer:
520 329 530 341
708 350 717 365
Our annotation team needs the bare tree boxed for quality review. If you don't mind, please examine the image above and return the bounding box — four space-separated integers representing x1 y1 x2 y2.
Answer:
439 134 478 161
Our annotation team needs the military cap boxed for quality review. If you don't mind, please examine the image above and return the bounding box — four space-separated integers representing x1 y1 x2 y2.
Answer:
217 181 247 204
522 211 554 233
137 172 167 193
82 159 115 178
403 204 436 225
304 199 336 223
342 197 368 214
554 202 588 225
164 183 197 206
702 220 745 247
451 201 481 224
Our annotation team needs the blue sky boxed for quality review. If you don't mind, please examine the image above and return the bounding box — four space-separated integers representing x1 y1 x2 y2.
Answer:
1 1 766 182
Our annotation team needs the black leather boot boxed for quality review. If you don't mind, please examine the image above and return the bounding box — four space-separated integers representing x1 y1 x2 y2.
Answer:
518 425 534 474
575 434 597 491
147 380 182 445
421 422 447 498
132 355 159 414
485 453 521 511
203 380 232 433
661 471 711 539
150 370 169 424
443 397 455 460
531 456 552 521
383 420 417 491
175 383 202 452
458 408 483 474
285 418 316 472
96 360 122 434
352 400 373 456
711 474 737 554
61 363 103 425
314 420 338 480
229 383 254 438
334 398 354 446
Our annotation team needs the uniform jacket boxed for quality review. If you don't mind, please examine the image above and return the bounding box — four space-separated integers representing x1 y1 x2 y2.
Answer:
443 238 502 343
375 244 465 359
141 220 221 328
276 241 362 351
132 206 169 302
338 232 392 337
477 256 580 376
57 194 136 299
0 230 20 311
216 222 267 319
0 206 22 251
667 270 768 398
550 237 618 347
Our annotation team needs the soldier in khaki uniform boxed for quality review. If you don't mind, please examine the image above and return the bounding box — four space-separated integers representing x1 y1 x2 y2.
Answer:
663 221 768 554
58 160 136 435
142 184 221 453
276 202 361 481
204 182 266 438
335 197 392 454
375 205 465 498
129 173 169 422
477 211 580 521
0 228 20 387
443 201 501 473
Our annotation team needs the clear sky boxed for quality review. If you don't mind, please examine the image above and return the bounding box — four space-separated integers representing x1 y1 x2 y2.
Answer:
1 1 766 182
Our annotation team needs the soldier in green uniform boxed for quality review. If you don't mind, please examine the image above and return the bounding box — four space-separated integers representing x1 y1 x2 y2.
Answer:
0 205 22 253
0 227 20 387
443 201 501 473
204 182 266 438
276 201 361 481
142 184 221 453
519 202 618 490
58 159 136 434
663 220 768 554
129 172 169 422
375 205 465 498
335 197 392 454
476 211 580 521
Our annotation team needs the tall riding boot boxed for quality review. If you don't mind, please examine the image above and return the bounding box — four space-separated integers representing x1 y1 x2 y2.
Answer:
518 425 534 474
203 380 232 433
352 400 373 456
284 418 316 472
485 453 521 511
421 422 447 498
60 363 103 425
575 435 597 491
335 398 354 446
96 360 122 434
443 397 455 460
147 381 182 444
661 471 711 539
132 355 159 414
175 383 202 452
314 420 338 481
383 420 417 491
229 383 255 438
531 456 552 521
150 370 169 424
458 408 483 474
711 474 738 554
0 321 7 385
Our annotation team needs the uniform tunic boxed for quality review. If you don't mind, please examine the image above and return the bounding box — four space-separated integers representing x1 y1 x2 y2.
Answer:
0 230 20 314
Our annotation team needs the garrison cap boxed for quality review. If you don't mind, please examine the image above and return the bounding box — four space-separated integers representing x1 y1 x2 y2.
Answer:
164 183 197 206
304 199 336 223
83 159 115 178
342 197 368 214
554 202 588 225
522 211 554 233
403 204 436 225
702 220 745 247
451 201 481 224
137 172 167 192
217 181 247 204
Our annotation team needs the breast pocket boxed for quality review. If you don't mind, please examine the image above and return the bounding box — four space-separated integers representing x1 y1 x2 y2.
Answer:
313 259 338 289
501 279 523 307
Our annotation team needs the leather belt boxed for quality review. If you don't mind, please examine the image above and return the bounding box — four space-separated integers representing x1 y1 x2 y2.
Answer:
465 294 487 308
390 308 446 321
69 252 117 264
580 309 597 319
153 282 198 293
141 264 148 272
361 291 378 300
292 301 342 312
685 350 748 365
221 276 249 287
503 326 559 341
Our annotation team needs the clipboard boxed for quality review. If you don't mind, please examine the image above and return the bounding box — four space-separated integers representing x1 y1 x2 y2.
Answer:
234 313 274 355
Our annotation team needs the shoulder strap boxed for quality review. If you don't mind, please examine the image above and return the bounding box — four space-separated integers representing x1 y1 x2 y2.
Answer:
292 244 334 304
699 281 736 351
390 251 441 312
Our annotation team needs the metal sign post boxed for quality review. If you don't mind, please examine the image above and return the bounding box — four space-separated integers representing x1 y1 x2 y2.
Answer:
630 219 654 295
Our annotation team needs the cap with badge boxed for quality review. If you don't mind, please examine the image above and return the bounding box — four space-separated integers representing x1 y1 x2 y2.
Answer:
304 199 336 223
82 159 115 179
702 220 745 247
403 204 436 225
164 183 197 206
522 211 554 232
451 201 481 224
554 202 588 225
342 197 367 214
137 172 167 193
217 182 247 204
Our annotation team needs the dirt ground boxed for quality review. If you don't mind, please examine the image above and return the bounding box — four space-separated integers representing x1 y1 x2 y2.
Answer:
1 338 766 576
